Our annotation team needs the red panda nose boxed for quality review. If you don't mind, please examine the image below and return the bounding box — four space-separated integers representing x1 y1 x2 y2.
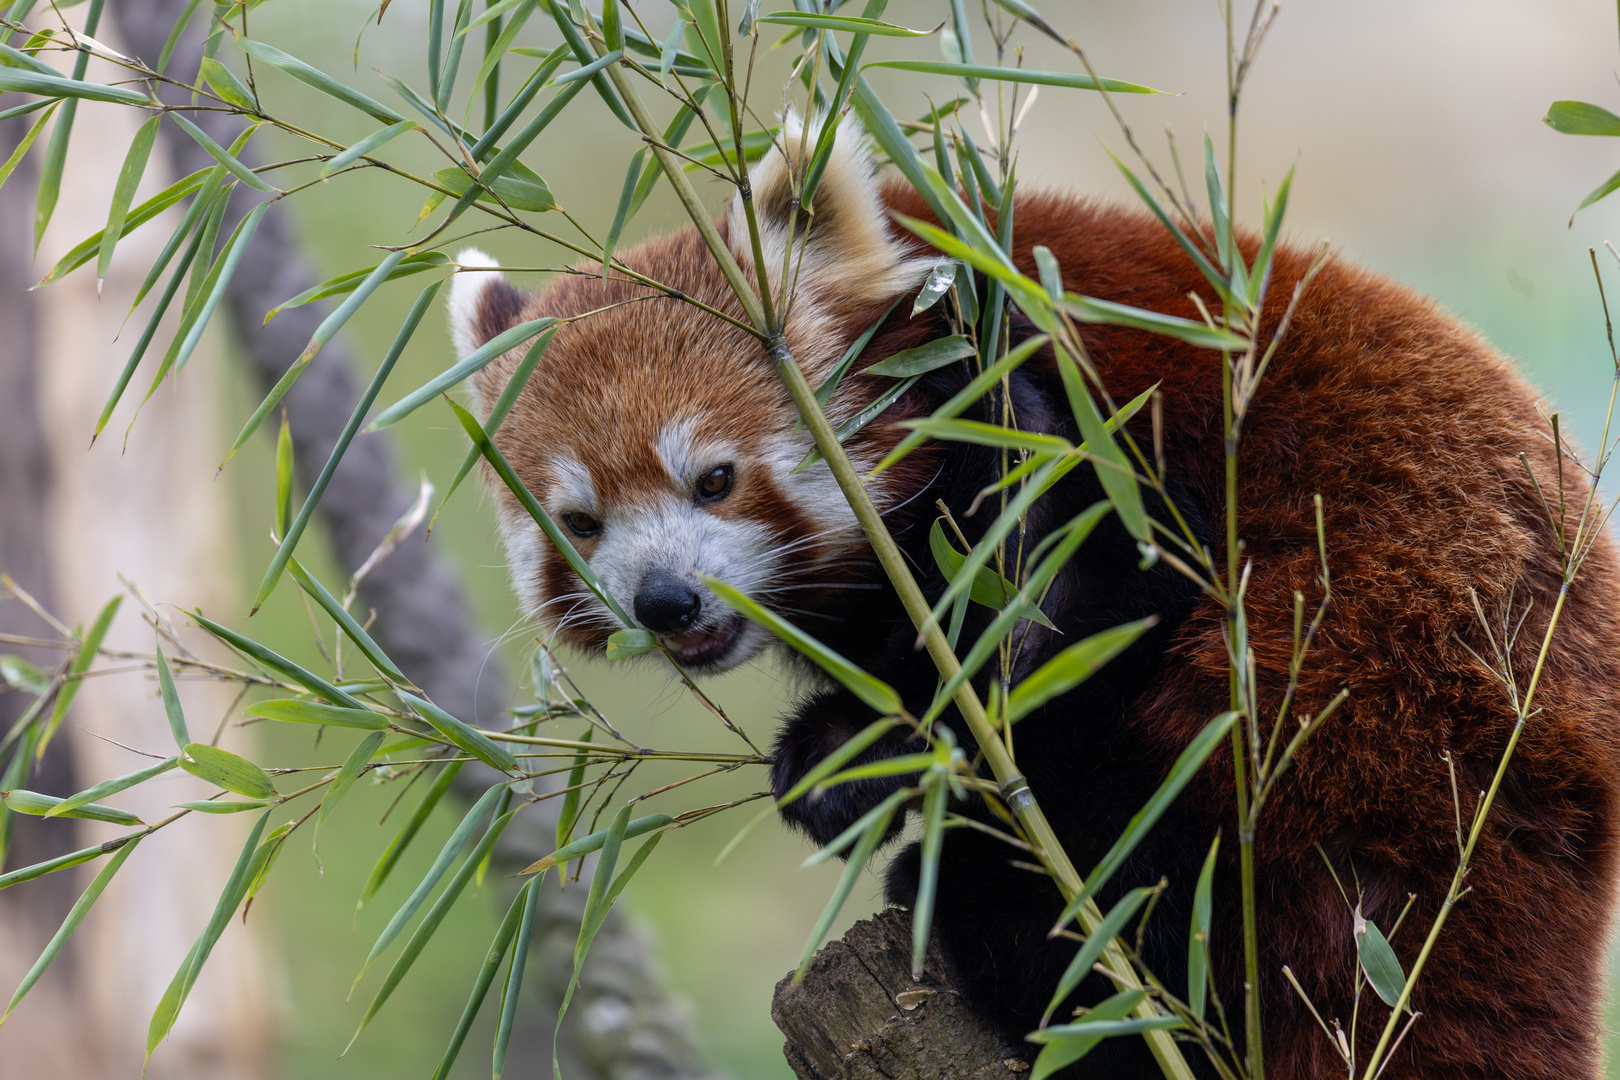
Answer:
634 570 702 633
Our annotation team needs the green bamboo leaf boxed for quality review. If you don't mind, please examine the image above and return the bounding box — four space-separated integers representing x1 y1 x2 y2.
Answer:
0 789 141 826
348 808 518 1046
554 726 593 849
118 166 219 315
1005 618 1156 724
544 1 634 130
1052 344 1151 543
264 252 448 322
911 261 955 316
430 879 529 1080
254 281 444 611
154 0 203 71
37 594 120 760
802 787 910 867
153 642 191 748
757 12 935 35
360 760 464 907
519 811 673 874
604 627 656 658
1103 147 1231 306
492 863 543 1080
0 100 52 195
0 836 129 892
818 751 936 789
703 576 902 715
174 799 272 813
135 201 269 416
369 316 556 430
1033 1014 1185 1044
793 375 922 472
1247 163 1294 308
431 160 554 212
180 743 276 800
432 326 556 530
1355 907 1408 1009
364 783 505 973
871 334 1050 475
601 0 623 49
1 834 140 1025
0 66 148 104
469 42 571 159
244 699 390 730
1187 834 1219 1020
1065 293 1247 352
1203 133 1234 275
227 250 413 472
1025 989 1146 1079
928 520 1056 627
43 755 177 820
191 608 367 709
1545 100 1620 136
0 655 47 694
1057 711 1239 928
238 37 407 123
865 333 975 377
320 120 415 178
169 113 273 192
199 56 257 111
911 765 950 977
398 690 520 775
600 147 645 272
1042 886 1152 1026
795 791 902 981
38 167 208 288
866 59 1157 94
466 0 534 121
274 411 293 535
906 417 1073 454
147 811 272 1060
445 397 633 624
312 730 385 856
0 39 56 75
284 559 410 683
813 295 903 413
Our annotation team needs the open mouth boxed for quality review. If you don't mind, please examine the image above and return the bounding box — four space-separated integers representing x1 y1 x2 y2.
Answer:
662 618 743 667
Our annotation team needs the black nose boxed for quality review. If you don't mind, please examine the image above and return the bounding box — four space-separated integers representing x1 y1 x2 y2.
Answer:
634 570 701 633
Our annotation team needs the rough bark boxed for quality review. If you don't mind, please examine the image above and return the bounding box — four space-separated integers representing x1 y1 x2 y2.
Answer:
774 910 1032 1080
103 5 718 1077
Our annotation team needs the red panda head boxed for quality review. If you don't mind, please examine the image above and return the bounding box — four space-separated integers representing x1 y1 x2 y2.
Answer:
451 115 936 672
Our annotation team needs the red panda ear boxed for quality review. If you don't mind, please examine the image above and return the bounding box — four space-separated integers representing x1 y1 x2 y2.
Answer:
449 248 528 413
729 112 932 310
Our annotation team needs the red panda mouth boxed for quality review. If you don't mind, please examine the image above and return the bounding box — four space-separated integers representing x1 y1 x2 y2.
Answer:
662 618 743 668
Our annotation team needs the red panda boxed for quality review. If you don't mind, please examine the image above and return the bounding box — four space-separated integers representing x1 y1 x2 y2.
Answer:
452 118 1620 1079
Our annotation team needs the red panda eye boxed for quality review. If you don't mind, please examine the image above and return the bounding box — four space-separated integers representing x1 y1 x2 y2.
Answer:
696 464 733 502
561 511 600 537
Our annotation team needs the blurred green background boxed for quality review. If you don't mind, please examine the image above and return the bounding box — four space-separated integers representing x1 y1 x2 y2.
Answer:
186 0 1620 1075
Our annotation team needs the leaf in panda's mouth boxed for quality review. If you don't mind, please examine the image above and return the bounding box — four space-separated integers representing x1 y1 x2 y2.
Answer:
662 618 742 666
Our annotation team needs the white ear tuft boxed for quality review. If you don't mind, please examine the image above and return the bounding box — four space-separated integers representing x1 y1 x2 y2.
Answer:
730 112 931 309
449 247 503 359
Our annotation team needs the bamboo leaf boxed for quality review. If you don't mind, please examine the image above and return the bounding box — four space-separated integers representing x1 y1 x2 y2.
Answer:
1187 834 1219 1020
793 375 921 471
431 159 554 212
865 333 975 377
285 559 410 684
174 799 272 813
757 12 935 35
263 252 448 322
363 783 505 972
37 594 120 760
866 59 1159 94
1355 908 1408 1009
795 791 902 980
519 811 673 875
147 810 273 1058
1053 343 1150 543
1545 100 1620 136
275 411 293 535
703 576 902 715
169 114 272 192
0 837 129 892
911 765 949 977
554 726 592 850
1042 886 1151 1026
42 755 177 820
92 114 161 287
905 417 1072 454
314 730 386 855
153 641 191 749
199 56 257 111
1 835 140 1025
192 609 367 709
928 520 1055 627
911 260 954 315
323 119 416 177
813 295 902 413
430 880 529 1080
349 808 518 1045
604 627 656 658
360 760 464 907
254 281 444 611
1004 618 1156 723
1 788 142 826
492 867 544 1080
244 699 390 730
180 743 276 800
0 66 148 104
0 99 52 195
1025 989 1146 1079
0 655 47 694
238 37 407 123
370 316 556 430
1057 711 1239 928
38 168 208 288
398 690 520 775
601 147 645 272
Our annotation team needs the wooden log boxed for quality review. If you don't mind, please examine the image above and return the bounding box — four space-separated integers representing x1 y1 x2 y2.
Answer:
773 909 1033 1080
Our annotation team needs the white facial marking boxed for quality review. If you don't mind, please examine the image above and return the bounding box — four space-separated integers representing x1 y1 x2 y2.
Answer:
655 418 737 492
549 452 597 514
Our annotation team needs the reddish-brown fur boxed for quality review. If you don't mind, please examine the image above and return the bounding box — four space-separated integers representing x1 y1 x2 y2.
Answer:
472 178 1620 1078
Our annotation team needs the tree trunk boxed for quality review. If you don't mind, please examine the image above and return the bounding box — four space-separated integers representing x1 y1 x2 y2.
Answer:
773 910 1031 1080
